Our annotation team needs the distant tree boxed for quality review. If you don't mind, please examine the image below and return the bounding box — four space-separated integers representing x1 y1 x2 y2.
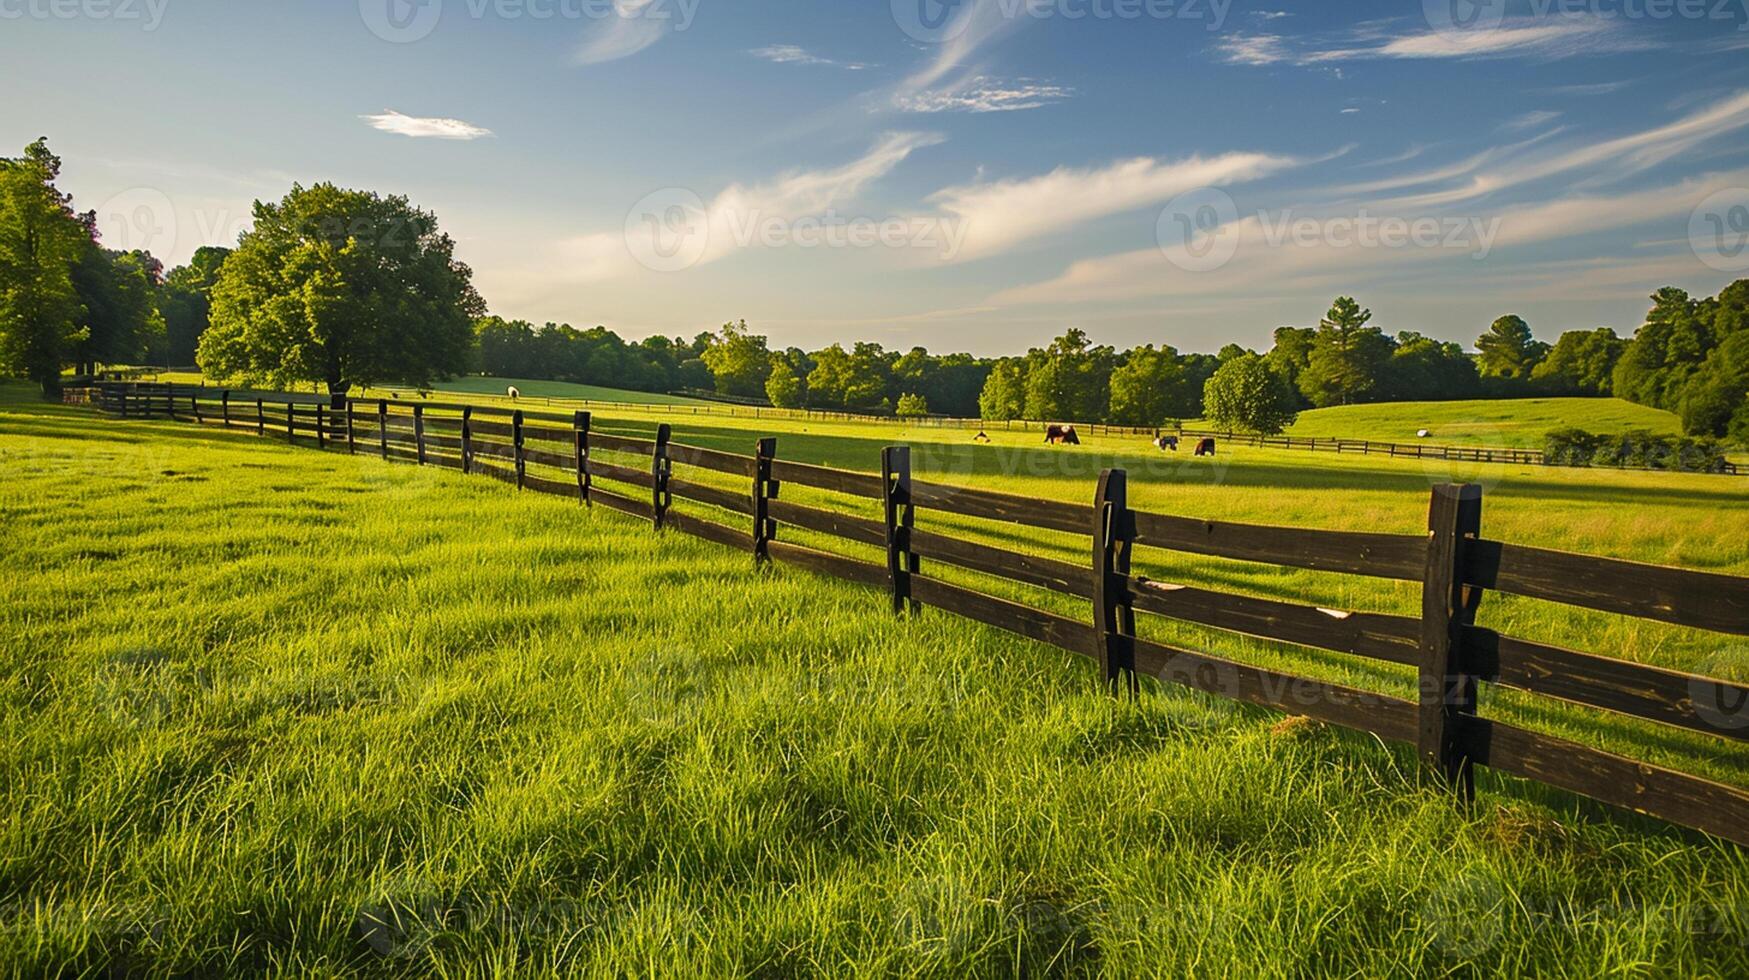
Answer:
1476 315 1549 380
843 341 894 409
700 319 770 398
0 138 87 394
895 392 929 418
1265 325 1315 402
1379 332 1478 402
765 359 803 408
1204 353 1298 434
198 183 484 403
978 359 1026 421
806 343 853 407
156 246 230 366
1023 328 1113 422
1300 297 1392 407
1532 327 1623 395
1108 344 1194 426
71 245 164 373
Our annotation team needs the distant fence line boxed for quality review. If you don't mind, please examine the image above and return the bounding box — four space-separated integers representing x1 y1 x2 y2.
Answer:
76 381 1749 848
1169 428 1742 476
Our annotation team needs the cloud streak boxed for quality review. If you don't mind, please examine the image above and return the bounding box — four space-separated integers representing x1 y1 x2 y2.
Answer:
362 111 493 140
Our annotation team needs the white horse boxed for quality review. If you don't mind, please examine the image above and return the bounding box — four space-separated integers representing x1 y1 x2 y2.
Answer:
507 386 521 401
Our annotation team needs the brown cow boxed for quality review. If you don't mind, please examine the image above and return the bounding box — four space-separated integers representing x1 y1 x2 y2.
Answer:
1045 424 1081 445
1194 437 1216 457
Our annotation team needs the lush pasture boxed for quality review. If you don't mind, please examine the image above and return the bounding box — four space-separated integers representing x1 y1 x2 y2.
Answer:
1277 397 1685 447
3 388 1748 975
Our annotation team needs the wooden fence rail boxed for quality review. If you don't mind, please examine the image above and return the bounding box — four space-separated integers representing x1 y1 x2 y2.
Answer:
78 382 1749 848
1171 427 1743 476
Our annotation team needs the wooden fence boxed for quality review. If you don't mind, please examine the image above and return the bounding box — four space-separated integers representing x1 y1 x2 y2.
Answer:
83 383 1749 847
1171 427 1744 476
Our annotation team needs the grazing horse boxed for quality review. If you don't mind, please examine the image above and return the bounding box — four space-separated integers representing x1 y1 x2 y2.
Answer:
1194 437 1216 457
1154 435 1179 452
507 386 521 401
1044 424 1081 446
972 430 991 443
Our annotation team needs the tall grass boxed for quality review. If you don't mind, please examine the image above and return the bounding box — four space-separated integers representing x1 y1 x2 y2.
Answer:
2 389 1746 976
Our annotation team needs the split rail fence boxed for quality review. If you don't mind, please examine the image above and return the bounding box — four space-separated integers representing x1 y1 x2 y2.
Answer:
1171 427 1743 476
83 382 1749 847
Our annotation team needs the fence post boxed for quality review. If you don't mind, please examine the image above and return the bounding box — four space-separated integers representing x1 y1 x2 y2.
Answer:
167 386 177 422
221 391 229 426
316 403 326 450
1420 483 1484 799
414 405 427 465
191 391 201 424
1093 469 1137 695
513 409 526 490
574 411 591 506
753 438 778 563
377 401 389 459
256 398 265 436
285 401 294 443
651 424 672 530
460 406 473 475
882 446 918 614
345 402 356 454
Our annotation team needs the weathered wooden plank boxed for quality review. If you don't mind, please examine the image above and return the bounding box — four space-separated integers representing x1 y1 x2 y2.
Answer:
522 446 574 471
589 486 654 521
1462 626 1749 743
590 431 656 456
1131 511 1428 581
767 540 891 590
1422 485 1484 794
769 459 886 499
669 442 759 478
1465 539 1749 636
1128 578 1421 665
586 458 655 488
470 419 515 439
470 440 518 463
768 498 886 547
1131 636 1420 743
909 529 1091 598
669 477 758 517
1461 717 1749 847
910 480 1093 535
522 473 577 499
421 432 464 452
909 575 1100 659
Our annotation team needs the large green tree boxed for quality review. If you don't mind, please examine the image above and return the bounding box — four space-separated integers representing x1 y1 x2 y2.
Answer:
1022 329 1113 422
71 244 164 374
1300 297 1392 407
198 183 484 402
1108 344 1197 426
0 139 88 394
1204 353 1298 434
1476 315 1548 380
1532 327 1623 395
700 320 771 398
156 246 231 367
978 359 1026 421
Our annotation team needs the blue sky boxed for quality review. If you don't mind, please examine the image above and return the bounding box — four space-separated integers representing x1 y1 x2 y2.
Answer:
5 0 1749 355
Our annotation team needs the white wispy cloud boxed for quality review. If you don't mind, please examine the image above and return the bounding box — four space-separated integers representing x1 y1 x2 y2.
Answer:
1217 16 1655 67
1502 110 1562 131
575 1 670 65
362 111 493 140
749 44 872 69
560 132 942 281
896 77 1072 113
926 151 1301 262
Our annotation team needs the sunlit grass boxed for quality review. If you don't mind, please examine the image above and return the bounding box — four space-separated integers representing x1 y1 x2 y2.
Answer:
3 386 1747 976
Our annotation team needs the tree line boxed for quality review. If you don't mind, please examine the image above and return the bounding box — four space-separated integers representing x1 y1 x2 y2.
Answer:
2 140 1742 445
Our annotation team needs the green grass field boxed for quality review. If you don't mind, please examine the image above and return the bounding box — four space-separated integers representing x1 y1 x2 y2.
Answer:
1279 397 1684 447
4 386 1748 975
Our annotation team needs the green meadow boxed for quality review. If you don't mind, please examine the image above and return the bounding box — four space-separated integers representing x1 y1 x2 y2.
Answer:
3 385 1748 976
